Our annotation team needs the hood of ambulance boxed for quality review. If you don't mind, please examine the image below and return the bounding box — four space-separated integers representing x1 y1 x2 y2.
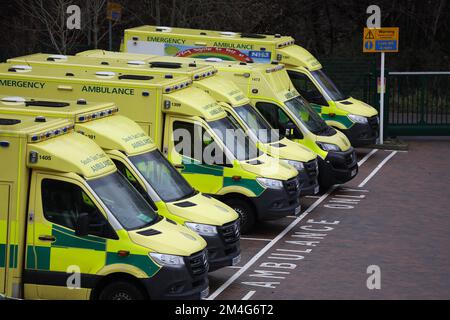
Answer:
239 153 298 180
334 97 378 118
165 86 227 121
262 137 317 163
28 132 116 179
276 45 322 71
166 193 238 226
76 115 156 156
314 128 352 152
128 218 206 256
193 76 250 106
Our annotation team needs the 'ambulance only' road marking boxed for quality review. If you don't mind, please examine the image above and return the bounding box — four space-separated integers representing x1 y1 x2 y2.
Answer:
207 149 389 300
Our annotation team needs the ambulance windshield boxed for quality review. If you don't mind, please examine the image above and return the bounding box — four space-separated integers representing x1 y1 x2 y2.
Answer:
310 70 348 101
284 96 330 135
208 116 261 161
234 104 281 144
130 150 195 202
88 171 159 230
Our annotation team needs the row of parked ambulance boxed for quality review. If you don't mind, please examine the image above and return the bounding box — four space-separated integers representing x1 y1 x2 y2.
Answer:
0 26 379 300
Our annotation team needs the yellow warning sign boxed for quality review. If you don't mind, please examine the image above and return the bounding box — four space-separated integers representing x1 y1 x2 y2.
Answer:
363 27 399 53
107 2 122 21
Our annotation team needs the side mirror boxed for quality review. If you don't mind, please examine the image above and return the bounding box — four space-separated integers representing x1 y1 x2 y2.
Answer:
75 212 89 237
283 122 297 138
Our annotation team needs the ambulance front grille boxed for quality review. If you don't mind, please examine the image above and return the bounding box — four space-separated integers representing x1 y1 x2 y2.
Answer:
218 220 240 244
186 250 209 276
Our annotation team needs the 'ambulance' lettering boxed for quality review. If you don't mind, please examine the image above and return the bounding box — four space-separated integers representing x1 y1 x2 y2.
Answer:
82 85 135 95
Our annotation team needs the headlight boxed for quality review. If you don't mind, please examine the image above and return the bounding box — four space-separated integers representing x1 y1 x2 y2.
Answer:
256 177 284 189
185 222 218 235
317 142 341 152
284 160 304 171
348 114 368 124
149 252 185 266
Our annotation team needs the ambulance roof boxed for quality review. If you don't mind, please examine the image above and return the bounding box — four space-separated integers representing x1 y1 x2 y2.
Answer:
0 95 156 156
9 53 217 80
0 113 72 139
0 63 192 91
125 25 294 47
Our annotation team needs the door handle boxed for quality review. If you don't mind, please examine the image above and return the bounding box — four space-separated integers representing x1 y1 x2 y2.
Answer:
174 164 185 170
38 235 56 242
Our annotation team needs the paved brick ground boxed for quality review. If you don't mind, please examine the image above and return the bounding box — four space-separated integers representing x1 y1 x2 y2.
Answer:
208 140 450 300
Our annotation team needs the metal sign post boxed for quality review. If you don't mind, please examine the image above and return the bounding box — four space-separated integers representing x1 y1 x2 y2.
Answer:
363 27 399 145
106 2 122 51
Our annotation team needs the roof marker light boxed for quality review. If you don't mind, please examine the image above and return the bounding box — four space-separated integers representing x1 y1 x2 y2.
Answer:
155 26 172 32
1 96 26 103
48 54 68 61
205 57 223 63
128 60 146 66
11 65 32 71
220 31 237 37
95 71 115 77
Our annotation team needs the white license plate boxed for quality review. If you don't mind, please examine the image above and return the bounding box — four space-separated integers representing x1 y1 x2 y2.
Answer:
351 169 357 177
314 186 320 195
232 254 241 266
294 205 302 216
200 287 210 299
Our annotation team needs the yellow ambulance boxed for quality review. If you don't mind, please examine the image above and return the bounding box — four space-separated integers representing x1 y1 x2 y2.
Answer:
0 63 301 233
0 113 209 300
0 95 240 271
67 51 357 188
121 25 379 147
10 52 319 195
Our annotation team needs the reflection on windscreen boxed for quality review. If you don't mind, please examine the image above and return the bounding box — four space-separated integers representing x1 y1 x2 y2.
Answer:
311 70 347 101
285 96 330 134
234 104 280 144
209 116 261 161
88 171 158 230
130 150 194 202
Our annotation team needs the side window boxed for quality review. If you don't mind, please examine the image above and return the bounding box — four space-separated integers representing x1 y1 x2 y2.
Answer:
287 71 328 106
173 120 224 165
173 121 198 160
41 179 116 239
256 102 303 139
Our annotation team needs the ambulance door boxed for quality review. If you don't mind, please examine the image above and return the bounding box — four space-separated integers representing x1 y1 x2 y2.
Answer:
0 184 10 294
27 172 116 299
164 116 225 194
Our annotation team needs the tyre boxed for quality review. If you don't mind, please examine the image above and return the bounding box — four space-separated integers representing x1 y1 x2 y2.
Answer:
99 281 146 300
225 198 256 234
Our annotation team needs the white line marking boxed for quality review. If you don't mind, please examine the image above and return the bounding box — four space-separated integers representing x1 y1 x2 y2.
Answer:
241 291 256 300
240 237 272 242
358 151 397 188
305 195 321 199
357 149 378 167
207 150 394 300
207 185 338 300
227 266 243 269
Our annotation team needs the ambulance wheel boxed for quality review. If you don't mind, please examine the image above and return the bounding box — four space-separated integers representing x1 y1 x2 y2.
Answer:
99 281 146 300
225 198 255 234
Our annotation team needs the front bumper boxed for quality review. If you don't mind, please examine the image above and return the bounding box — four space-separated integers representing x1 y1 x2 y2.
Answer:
142 250 209 300
252 176 301 221
318 147 358 187
204 220 241 272
298 159 319 196
343 116 379 147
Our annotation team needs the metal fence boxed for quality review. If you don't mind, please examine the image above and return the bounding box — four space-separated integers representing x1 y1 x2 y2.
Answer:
385 72 450 136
